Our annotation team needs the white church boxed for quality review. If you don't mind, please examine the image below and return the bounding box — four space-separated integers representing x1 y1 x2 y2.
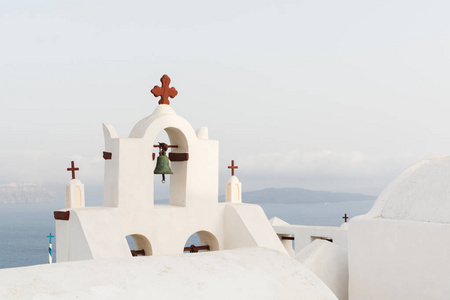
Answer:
1 75 449 299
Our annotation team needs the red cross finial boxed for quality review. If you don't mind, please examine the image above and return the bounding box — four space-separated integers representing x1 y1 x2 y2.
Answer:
228 160 238 176
343 213 349 223
151 74 178 105
67 161 79 180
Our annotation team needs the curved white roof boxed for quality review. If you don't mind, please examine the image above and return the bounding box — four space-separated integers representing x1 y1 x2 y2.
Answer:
369 156 450 223
0 248 337 300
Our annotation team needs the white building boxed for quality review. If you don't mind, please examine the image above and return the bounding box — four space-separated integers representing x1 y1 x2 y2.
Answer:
1 75 449 300
54 74 286 261
348 156 450 299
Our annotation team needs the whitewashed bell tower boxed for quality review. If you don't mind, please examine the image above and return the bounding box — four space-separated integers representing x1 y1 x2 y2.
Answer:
54 74 286 262
102 74 219 213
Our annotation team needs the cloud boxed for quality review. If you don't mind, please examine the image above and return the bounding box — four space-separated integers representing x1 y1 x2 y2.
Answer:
227 150 419 195
0 150 104 187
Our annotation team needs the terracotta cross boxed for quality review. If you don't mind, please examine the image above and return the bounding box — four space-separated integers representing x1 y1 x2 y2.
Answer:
342 213 349 223
151 74 178 105
228 160 238 176
67 161 79 180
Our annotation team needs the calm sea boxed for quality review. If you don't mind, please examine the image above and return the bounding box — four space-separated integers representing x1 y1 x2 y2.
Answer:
0 200 374 269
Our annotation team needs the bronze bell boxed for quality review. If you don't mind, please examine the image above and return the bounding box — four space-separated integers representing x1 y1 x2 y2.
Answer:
154 144 173 183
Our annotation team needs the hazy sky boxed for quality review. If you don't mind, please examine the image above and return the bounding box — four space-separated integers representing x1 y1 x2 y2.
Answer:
1 0 450 197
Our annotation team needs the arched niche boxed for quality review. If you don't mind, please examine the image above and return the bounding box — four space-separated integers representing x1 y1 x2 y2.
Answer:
153 126 189 207
152 130 171 204
126 234 152 256
129 107 199 207
183 230 219 253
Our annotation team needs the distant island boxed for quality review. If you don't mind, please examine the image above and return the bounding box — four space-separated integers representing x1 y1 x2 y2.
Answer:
0 184 375 205
226 187 376 204
154 187 376 205
0 183 56 204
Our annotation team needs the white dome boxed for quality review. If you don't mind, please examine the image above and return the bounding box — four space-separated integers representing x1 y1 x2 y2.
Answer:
0 248 337 300
369 156 450 223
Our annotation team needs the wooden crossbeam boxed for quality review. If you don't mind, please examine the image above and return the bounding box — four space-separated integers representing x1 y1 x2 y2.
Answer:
153 144 178 148
54 211 70 221
131 249 145 257
183 245 210 253
169 152 189 161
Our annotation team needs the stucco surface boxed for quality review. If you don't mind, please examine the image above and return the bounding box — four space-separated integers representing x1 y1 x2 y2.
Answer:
349 216 450 300
369 156 450 223
296 240 348 300
0 248 337 300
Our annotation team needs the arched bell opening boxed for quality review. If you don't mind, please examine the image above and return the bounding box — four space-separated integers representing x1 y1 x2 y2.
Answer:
153 131 171 205
183 230 219 253
152 126 189 207
126 234 152 257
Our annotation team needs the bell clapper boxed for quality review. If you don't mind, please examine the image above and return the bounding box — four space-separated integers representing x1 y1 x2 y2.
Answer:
160 144 167 184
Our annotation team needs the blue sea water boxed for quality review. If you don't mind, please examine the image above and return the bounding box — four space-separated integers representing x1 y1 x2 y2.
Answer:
0 199 374 269
260 200 375 226
0 202 60 269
